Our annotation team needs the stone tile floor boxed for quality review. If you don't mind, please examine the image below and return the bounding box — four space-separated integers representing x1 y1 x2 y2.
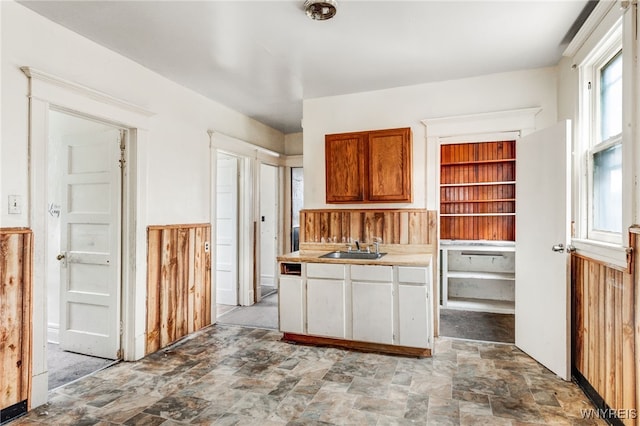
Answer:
11 324 604 425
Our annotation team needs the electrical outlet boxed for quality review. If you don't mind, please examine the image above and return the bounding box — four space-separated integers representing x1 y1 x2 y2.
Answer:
8 195 21 214
204 241 210 252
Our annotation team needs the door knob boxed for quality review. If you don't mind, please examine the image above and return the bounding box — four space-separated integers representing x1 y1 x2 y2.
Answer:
56 253 66 260
551 244 565 252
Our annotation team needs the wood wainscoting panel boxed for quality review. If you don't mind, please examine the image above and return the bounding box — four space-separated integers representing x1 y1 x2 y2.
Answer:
572 231 637 425
146 224 211 355
0 228 33 412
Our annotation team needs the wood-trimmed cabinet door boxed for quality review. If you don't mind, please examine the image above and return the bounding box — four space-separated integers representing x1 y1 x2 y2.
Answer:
325 132 366 203
325 127 412 204
368 128 412 202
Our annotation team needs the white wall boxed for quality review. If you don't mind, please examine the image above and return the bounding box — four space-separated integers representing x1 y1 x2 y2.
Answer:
284 132 303 155
302 67 559 210
1 1 285 229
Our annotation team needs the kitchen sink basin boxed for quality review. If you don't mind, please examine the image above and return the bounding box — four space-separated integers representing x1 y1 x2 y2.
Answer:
320 251 387 260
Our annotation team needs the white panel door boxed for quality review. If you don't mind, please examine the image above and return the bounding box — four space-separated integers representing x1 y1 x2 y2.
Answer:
259 164 277 290
59 128 121 359
515 120 571 380
216 153 239 306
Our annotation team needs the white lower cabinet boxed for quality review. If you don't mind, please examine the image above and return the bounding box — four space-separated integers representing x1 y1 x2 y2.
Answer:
352 281 394 344
307 278 347 338
306 263 347 339
278 260 432 350
351 265 394 344
398 284 429 348
279 276 304 333
397 266 431 348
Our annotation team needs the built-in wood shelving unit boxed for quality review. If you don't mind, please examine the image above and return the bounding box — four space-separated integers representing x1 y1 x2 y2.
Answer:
440 140 516 241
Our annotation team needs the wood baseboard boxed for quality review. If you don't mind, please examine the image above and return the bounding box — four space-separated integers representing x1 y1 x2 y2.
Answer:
282 333 431 358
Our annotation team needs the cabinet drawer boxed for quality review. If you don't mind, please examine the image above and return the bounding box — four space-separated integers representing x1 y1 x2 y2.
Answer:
307 263 345 279
398 266 430 284
350 264 393 282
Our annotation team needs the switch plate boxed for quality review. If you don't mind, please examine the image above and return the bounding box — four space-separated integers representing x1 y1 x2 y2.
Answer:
8 195 21 214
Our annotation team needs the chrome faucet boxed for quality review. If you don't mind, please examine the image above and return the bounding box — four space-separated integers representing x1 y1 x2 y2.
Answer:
372 237 382 254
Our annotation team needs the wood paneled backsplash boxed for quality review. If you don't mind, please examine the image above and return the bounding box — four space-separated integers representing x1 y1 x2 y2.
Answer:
146 224 211 355
300 209 436 246
0 228 33 412
572 229 637 425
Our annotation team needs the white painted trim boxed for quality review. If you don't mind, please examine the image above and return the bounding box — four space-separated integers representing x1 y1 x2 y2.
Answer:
571 238 630 268
438 131 521 145
22 67 152 409
47 324 59 344
210 129 281 161
284 154 303 168
563 0 618 58
420 107 541 138
21 67 154 121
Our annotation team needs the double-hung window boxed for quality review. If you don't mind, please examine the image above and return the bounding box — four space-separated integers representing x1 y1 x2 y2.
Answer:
589 49 622 242
579 19 623 246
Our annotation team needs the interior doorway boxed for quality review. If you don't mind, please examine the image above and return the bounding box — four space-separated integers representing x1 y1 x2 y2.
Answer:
438 139 516 344
46 109 122 389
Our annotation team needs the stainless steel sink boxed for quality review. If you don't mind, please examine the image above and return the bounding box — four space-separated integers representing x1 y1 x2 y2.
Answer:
320 251 387 260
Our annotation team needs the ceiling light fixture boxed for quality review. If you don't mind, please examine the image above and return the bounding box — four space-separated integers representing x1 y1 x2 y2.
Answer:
304 0 337 21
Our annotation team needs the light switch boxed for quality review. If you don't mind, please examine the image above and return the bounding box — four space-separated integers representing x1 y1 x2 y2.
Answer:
8 195 21 214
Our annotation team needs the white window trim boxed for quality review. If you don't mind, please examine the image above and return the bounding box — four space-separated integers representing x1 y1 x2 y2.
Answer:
574 5 629 254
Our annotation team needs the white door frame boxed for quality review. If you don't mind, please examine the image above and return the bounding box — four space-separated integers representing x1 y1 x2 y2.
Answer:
421 107 541 340
22 67 154 408
208 130 282 306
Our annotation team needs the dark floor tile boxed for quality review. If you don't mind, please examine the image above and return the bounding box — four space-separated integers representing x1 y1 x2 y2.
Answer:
123 412 167 426
490 394 544 423
143 395 211 422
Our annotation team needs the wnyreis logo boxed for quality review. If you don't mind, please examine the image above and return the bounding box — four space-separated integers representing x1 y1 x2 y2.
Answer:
581 408 638 420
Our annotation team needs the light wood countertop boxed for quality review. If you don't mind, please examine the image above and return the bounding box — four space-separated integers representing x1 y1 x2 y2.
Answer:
277 249 432 267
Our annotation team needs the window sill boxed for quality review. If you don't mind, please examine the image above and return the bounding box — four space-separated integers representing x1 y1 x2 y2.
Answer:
571 238 631 270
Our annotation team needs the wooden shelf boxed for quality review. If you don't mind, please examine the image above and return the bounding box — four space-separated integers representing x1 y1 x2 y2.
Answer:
447 271 515 280
441 199 515 204
440 181 515 187
441 213 515 217
444 298 515 314
441 158 515 166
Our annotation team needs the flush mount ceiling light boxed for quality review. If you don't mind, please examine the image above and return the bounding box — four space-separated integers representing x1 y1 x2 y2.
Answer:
304 0 337 21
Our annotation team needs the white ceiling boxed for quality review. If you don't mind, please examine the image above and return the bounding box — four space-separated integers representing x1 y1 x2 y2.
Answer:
18 0 594 134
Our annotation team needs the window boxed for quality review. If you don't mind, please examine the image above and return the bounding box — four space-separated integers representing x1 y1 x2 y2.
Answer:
580 30 623 244
589 50 622 240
